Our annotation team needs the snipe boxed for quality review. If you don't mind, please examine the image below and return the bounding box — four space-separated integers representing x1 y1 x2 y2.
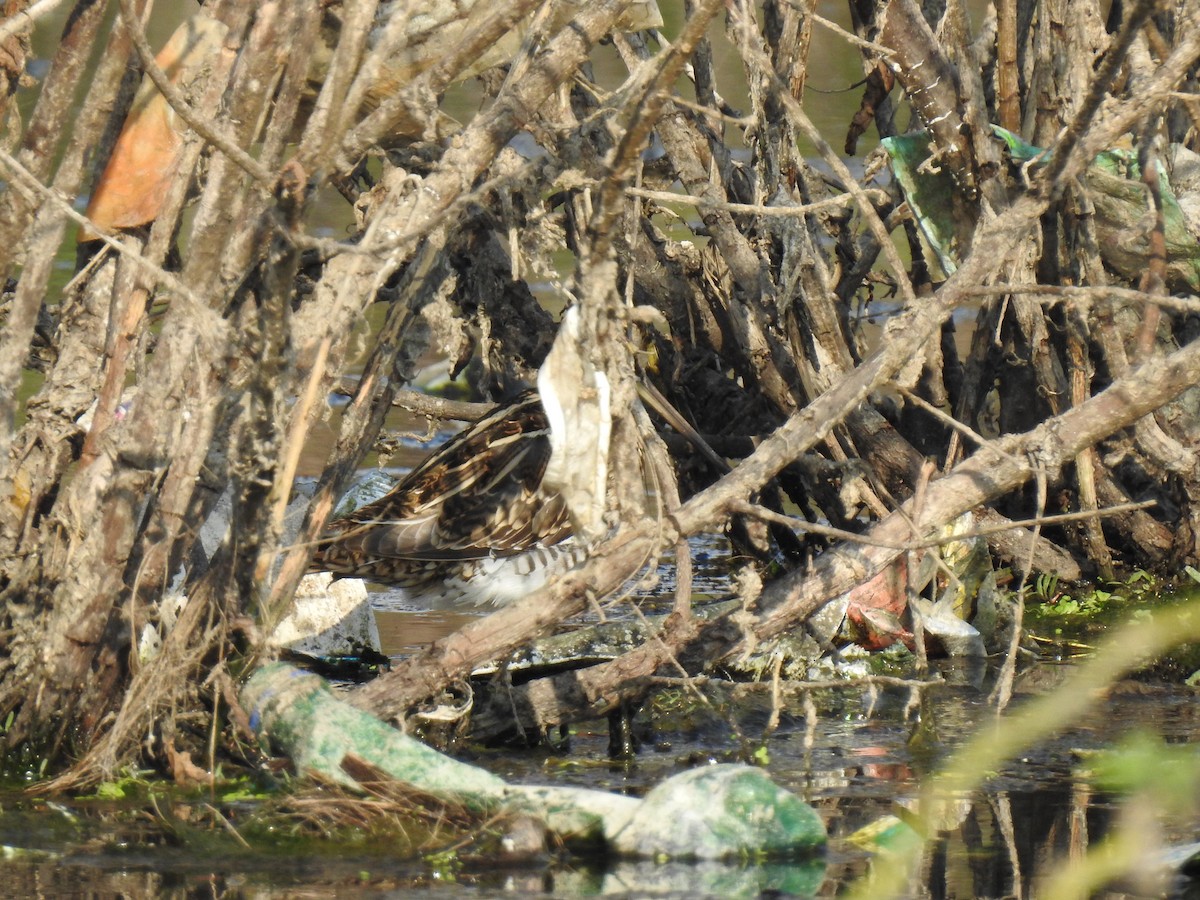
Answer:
310 391 586 606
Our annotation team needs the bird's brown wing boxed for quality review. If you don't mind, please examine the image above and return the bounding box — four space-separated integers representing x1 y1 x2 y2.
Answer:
316 391 571 564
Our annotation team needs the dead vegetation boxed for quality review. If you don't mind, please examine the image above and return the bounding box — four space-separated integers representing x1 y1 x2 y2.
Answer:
1 0 1199 785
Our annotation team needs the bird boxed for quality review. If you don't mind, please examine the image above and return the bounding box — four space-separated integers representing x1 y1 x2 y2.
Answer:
309 391 588 607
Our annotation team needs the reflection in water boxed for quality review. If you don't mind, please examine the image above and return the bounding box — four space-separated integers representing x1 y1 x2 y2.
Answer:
375 607 481 655
774 673 1199 899
1 669 1197 897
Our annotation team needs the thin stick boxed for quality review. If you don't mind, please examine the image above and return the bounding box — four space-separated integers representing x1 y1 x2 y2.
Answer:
0 0 74 43
626 184 889 217
116 0 274 186
0 147 206 308
898 386 1023 466
960 283 1200 315
268 336 332 560
730 498 1157 552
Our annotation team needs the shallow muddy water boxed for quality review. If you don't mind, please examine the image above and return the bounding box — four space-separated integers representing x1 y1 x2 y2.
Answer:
4 647 1198 899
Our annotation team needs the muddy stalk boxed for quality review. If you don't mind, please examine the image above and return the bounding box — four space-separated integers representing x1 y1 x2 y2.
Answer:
0 0 1197 782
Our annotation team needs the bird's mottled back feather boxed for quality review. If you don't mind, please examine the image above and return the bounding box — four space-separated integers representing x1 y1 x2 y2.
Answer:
310 392 575 596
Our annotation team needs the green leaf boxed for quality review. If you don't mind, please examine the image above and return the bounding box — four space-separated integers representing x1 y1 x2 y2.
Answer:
93 782 127 800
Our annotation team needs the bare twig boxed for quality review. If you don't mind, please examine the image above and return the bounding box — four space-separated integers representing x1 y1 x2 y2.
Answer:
960 283 1200 315
626 184 889 216
0 0 72 44
116 0 275 186
0 147 206 309
731 498 1157 553
809 10 894 55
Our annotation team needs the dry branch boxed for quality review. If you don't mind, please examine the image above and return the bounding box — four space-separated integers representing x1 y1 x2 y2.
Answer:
1 0 1200 780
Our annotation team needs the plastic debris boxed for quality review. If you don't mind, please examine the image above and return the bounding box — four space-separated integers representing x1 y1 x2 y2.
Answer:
242 664 827 859
882 127 1200 290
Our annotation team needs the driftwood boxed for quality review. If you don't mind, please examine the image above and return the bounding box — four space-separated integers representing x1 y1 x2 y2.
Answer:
1 0 1199 782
